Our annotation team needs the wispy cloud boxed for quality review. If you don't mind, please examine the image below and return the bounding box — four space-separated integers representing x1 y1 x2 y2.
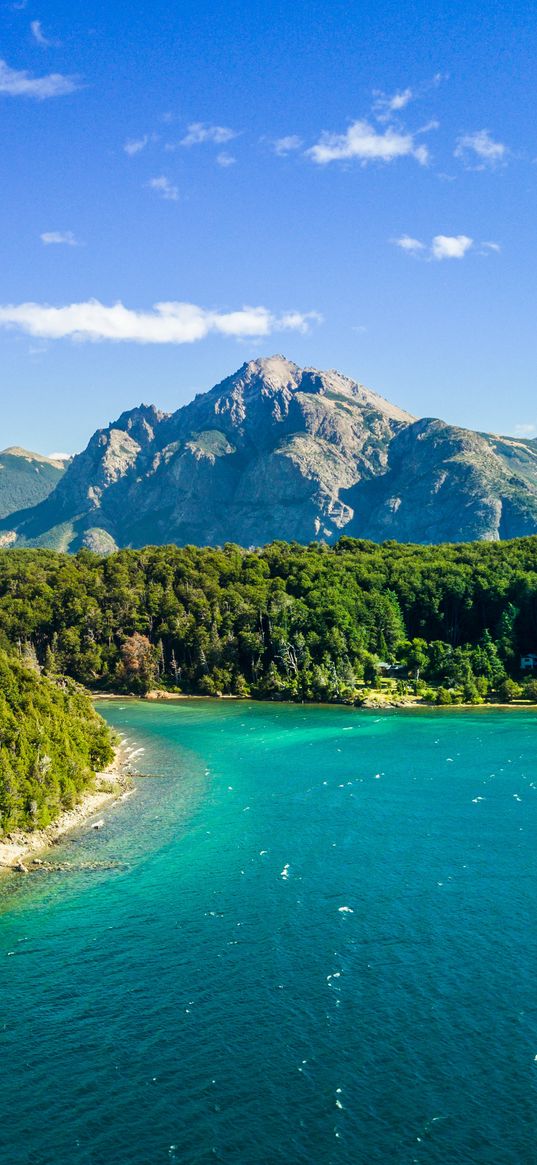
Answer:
514 423 537 437
273 134 303 156
216 151 236 167
393 235 426 254
454 129 507 170
373 87 414 122
0 58 80 99
147 175 179 201
30 20 60 48
124 134 149 156
373 73 445 122
0 300 321 343
306 119 431 165
41 230 79 246
394 234 489 260
180 122 238 147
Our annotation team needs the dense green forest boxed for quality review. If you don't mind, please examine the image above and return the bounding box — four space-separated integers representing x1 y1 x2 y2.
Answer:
0 652 114 834
1 538 537 706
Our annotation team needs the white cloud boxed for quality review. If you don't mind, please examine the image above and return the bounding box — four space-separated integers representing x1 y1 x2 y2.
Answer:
124 135 148 156
30 20 59 47
180 122 238 147
40 229 79 245
394 235 426 254
0 299 321 344
273 134 303 156
216 151 236 167
373 72 445 124
306 119 430 165
0 59 79 99
431 234 473 260
394 234 495 261
514 423 536 437
48 451 72 460
454 129 507 169
373 87 414 122
147 175 179 201
41 230 79 246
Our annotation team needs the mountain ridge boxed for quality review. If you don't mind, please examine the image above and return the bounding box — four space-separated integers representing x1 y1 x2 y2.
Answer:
0 447 67 537
2 356 537 550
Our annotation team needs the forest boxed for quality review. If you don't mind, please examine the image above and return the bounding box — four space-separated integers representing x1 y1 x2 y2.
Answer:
0 536 537 706
0 650 114 834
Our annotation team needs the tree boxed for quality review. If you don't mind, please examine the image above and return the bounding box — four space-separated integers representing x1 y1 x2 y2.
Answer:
400 638 429 681
118 633 157 693
523 679 537 703
497 678 522 704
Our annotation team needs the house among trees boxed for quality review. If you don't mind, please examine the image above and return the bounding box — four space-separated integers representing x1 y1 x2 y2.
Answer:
521 653 537 670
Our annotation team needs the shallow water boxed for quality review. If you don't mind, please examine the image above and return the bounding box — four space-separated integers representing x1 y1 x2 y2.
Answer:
1 700 537 1164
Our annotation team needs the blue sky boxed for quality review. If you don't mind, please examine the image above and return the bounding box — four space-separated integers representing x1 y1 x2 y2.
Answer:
1 0 537 453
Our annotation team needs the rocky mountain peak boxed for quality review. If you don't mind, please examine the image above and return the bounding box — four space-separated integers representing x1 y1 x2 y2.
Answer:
112 403 167 444
239 355 301 391
4 356 537 550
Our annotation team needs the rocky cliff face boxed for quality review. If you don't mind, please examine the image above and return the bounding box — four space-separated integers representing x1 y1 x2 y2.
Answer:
3 356 537 549
345 419 537 542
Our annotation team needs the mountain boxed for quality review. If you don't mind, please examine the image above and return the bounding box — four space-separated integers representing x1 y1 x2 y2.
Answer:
0 448 67 543
345 419 537 542
2 356 537 549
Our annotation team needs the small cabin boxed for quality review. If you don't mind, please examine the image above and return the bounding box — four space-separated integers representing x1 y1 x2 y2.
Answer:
521 653 537 670
378 662 404 675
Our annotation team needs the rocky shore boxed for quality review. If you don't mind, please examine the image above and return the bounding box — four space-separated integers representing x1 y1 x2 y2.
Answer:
0 743 136 872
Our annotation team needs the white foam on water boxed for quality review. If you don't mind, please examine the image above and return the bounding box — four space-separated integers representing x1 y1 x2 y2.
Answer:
281 864 290 879
338 906 353 914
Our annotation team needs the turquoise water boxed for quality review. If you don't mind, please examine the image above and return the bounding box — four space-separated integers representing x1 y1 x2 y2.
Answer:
1 701 537 1165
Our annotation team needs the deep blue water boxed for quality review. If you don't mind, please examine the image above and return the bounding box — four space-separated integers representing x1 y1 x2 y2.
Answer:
1 700 537 1164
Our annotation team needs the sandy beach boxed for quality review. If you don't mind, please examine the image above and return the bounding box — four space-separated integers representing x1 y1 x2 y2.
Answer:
0 742 136 871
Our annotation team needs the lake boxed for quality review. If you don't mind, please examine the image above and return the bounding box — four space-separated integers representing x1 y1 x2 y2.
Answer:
1 700 536 1164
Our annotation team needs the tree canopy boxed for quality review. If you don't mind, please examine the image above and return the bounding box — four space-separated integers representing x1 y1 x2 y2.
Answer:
0 651 114 835
0 537 536 705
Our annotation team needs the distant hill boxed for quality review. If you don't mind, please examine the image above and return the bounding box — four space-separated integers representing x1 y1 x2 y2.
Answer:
2 356 537 548
0 448 67 538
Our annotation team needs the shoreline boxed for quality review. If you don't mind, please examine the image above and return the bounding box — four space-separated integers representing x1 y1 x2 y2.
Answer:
0 742 136 872
94 689 537 713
